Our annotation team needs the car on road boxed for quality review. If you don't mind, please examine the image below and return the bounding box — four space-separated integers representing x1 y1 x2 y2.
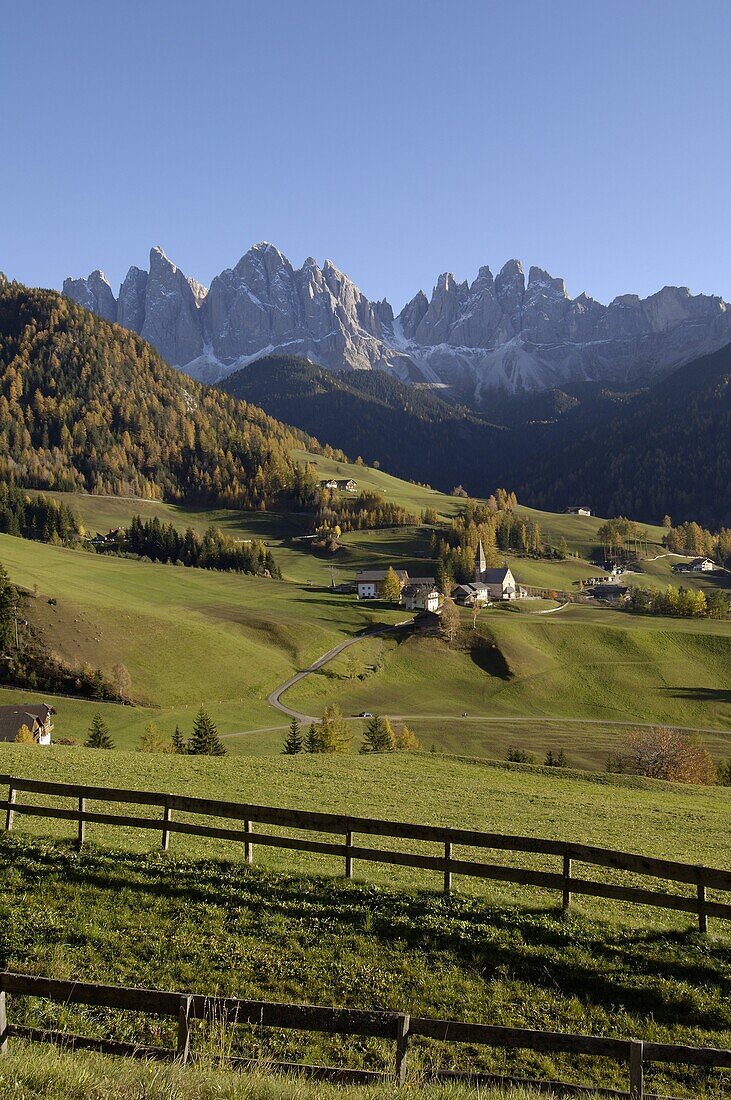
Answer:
357 712 374 718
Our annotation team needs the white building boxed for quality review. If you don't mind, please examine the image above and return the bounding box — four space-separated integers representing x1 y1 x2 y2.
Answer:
355 568 409 600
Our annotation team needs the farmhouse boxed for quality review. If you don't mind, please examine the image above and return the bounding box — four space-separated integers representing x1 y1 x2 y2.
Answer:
336 478 357 493
319 479 338 490
402 580 440 612
565 506 592 516
451 582 490 606
690 557 715 572
588 584 629 602
356 568 409 600
0 703 55 744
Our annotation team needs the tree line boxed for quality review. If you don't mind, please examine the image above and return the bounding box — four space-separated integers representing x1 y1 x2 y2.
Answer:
105 515 281 577
0 484 81 543
281 709 420 755
627 585 728 619
81 706 226 755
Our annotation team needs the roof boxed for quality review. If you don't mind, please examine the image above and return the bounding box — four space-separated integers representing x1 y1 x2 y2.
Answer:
590 585 629 597
407 577 436 588
356 569 409 583
690 557 714 566
403 583 439 597
451 582 489 596
0 703 55 743
482 568 511 583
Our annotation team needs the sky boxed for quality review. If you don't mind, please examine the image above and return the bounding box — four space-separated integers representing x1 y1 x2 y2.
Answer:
3 1 731 310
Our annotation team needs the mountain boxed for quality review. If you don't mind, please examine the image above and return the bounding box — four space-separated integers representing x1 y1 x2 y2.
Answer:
64 245 731 400
218 349 731 528
0 279 321 508
220 355 515 493
512 343 731 529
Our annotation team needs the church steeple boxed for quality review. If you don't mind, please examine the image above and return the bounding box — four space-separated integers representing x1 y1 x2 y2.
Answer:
475 539 486 581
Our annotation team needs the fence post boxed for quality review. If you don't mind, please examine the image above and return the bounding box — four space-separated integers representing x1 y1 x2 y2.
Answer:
629 1039 644 1099
395 1013 410 1086
5 786 15 832
177 995 193 1063
444 841 452 896
161 798 172 851
76 797 86 850
697 880 708 934
345 831 353 879
244 820 253 865
562 851 572 912
0 990 7 1055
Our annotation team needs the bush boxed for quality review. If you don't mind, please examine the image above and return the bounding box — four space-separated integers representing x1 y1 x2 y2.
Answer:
608 727 716 784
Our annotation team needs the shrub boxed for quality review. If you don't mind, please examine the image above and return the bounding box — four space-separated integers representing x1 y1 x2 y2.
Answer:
610 727 716 784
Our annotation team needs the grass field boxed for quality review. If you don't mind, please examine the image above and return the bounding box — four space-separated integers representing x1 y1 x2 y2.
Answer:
0 749 728 1097
0 1048 618 1100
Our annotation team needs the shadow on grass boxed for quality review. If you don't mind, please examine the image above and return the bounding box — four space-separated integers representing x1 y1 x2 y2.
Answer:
1 836 728 1035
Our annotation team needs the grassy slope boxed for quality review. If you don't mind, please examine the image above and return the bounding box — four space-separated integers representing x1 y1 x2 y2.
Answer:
0 750 728 1097
0 533 403 749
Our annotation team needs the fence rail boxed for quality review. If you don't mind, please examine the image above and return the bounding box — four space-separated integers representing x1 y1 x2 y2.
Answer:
1 774 730 931
0 971 729 1098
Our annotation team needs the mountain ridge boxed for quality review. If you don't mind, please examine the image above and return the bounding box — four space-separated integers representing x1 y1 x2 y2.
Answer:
63 244 731 400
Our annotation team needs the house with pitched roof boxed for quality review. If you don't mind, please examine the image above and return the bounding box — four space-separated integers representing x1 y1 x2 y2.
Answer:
0 703 55 744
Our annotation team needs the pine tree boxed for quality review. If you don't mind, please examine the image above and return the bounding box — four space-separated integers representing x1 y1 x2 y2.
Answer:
283 717 304 755
171 725 187 754
305 723 321 753
85 713 114 749
189 706 226 756
360 714 394 754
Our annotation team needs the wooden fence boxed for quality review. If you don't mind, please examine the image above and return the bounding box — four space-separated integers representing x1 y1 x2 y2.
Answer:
1 774 730 932
1 971 729 1098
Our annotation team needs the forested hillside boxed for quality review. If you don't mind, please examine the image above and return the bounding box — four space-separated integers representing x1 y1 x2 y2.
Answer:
220 355 515 495
515 344 731 527
0 281 321 508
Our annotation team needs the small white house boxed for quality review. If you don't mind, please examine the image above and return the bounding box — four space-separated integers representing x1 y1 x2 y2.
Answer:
402 583 441 613
356 568 409 600
690 558 715 572
565 506 592 516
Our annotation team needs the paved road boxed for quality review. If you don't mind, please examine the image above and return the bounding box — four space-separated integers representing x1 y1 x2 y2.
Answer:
223 713 730 741
266 618 415 723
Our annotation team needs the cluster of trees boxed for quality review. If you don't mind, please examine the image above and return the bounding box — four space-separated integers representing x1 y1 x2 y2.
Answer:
596 517 648 559
83 707 226 755
0 282 322 509
607 727 722 785
110 516 280 577
627 585 728 619
0 484 81 543
430 491 544 587
506 746 568 768
282 711 420 755
663 519 731 566
313 489 421 534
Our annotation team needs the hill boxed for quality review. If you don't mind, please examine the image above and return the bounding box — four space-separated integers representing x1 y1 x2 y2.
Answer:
515 342 731 527
0 280 320 508
219 354 515 494
219 349 731 528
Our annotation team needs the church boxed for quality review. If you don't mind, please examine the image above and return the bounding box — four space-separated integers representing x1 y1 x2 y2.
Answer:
473 541 519 600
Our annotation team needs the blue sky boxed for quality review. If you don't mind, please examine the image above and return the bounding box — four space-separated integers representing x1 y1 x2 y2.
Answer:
3 1 730 310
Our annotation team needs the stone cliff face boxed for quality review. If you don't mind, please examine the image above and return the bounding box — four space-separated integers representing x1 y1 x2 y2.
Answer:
64 244 731 396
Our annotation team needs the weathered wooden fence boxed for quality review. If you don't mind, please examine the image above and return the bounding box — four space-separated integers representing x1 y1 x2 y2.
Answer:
1 774 730 931
1 971 729 1098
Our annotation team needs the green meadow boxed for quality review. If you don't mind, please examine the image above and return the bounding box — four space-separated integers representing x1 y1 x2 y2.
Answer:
0 749 728 1098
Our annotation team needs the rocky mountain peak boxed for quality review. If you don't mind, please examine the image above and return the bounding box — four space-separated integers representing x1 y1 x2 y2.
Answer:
63 243 731 396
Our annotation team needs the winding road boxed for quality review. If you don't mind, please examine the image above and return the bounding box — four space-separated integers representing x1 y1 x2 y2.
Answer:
266 618 415 723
